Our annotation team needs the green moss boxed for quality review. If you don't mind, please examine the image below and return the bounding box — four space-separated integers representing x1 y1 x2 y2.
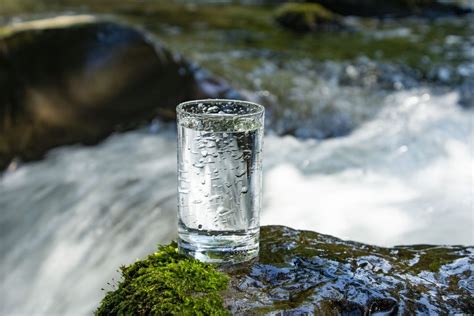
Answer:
392 247 417 262
95 242 230 316
274 3 340 32
410 247 462 273
275 3 335 22
258 227 378 265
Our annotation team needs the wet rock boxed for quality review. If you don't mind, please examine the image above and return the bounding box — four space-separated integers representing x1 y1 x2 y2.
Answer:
0 15 238 170
339 57 422 90
221 225 474 314
274 3 347 33
459 79 474 108
306 0 471 18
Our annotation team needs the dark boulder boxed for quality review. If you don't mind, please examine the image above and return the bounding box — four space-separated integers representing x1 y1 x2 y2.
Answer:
0 15 238 170
307 0 472 18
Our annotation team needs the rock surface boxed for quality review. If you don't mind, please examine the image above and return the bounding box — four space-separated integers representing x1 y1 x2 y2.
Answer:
221 226 474 314
97 225 474 315
0 15 238 170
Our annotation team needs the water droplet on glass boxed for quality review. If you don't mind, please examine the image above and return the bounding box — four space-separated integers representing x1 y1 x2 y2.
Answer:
241 186 248 194
193 200 202 204
236 171 246 178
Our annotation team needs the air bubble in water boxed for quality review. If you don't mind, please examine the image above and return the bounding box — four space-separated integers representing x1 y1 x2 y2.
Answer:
198 224 203 230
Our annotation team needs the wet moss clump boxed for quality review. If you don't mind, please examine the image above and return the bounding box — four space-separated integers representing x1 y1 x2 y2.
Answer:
95 242 230 316
274 3 340 32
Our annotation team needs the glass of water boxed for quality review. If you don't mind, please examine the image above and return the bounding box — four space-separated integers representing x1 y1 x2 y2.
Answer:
176 99 264 264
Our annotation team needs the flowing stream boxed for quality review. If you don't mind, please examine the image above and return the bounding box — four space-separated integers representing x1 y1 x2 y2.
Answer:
1 86 472 315
1 6 473 315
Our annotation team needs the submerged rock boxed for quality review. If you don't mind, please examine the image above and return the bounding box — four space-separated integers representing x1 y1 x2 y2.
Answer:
459 79 474 108
98 225 473 315
0 15 238 170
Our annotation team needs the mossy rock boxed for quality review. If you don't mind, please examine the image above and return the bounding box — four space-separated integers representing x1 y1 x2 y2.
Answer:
97 226 474 314
96 242 230 315
274 3 345 32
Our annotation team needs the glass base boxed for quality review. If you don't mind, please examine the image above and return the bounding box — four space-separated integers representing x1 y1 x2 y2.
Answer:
178 227 259 264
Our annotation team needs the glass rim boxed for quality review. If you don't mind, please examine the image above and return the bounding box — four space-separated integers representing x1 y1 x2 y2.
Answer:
176 99 265 119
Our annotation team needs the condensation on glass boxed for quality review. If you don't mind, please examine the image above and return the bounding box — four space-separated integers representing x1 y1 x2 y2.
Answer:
176 99 264 263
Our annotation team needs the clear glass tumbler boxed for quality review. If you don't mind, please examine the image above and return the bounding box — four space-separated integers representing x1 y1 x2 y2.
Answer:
177 99 264 264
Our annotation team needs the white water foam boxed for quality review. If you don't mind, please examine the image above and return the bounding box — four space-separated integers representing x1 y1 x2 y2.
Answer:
262 90 473 246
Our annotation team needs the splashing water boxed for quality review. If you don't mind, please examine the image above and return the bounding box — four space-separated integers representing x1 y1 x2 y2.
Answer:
262 90 473 246
0 88 472 314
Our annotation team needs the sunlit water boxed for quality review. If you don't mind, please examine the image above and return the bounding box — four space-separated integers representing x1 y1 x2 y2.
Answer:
1 87 472 314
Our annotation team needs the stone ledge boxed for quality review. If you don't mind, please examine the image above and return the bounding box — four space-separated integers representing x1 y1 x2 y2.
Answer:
97 225 473 315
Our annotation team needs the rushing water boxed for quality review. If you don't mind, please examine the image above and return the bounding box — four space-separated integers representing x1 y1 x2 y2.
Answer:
1 4 473 314
1 86 472 314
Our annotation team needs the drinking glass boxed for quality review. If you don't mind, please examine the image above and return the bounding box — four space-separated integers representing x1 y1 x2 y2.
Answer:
176 99 264 263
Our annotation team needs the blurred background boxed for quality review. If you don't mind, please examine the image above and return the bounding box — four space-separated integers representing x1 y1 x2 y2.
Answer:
0 0 473 314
